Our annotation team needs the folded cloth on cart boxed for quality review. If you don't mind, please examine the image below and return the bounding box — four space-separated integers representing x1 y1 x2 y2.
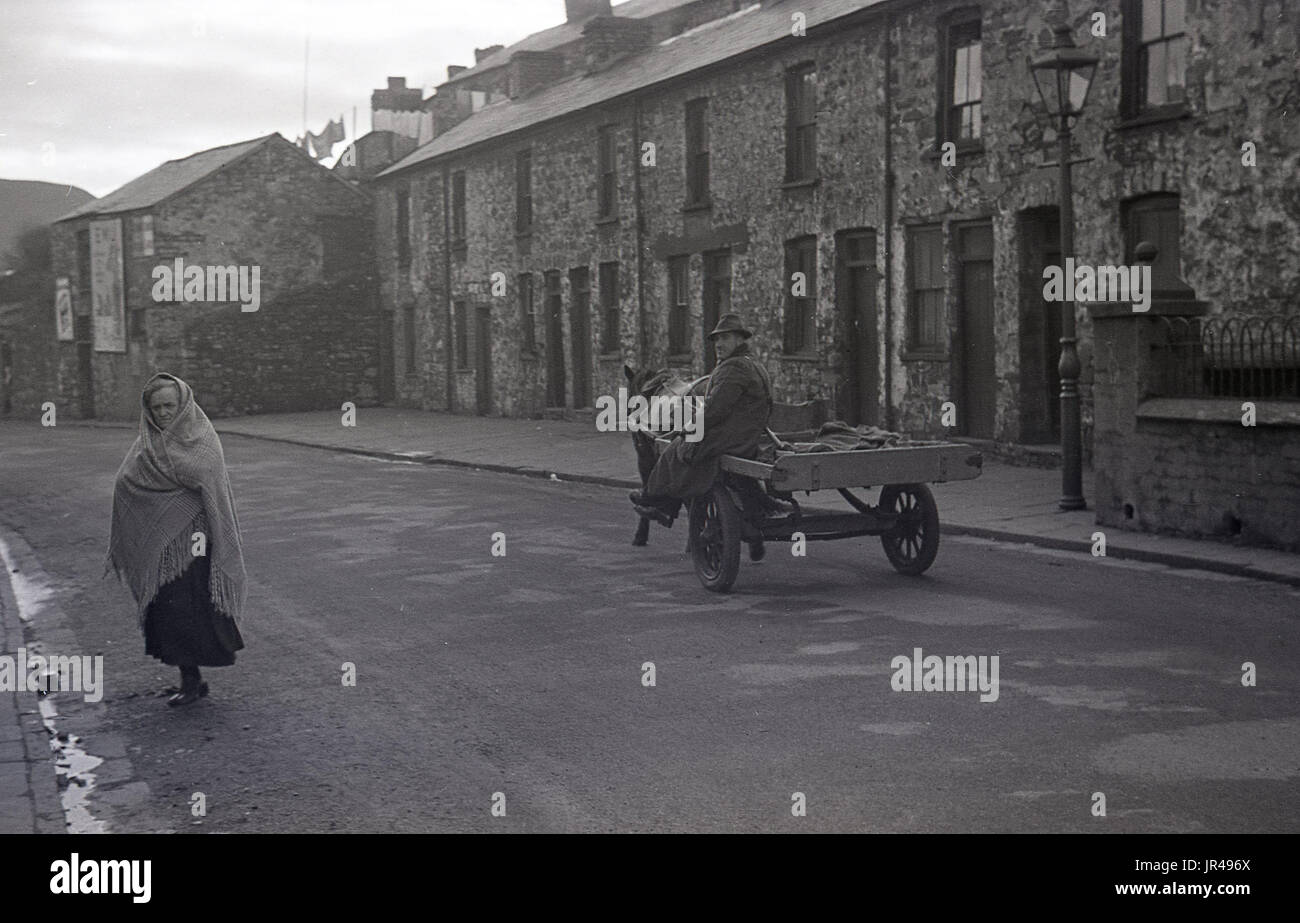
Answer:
758 421 942 462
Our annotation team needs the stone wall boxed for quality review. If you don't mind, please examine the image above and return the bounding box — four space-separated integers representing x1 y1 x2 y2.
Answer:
0 280 58 419
49 135 376 420
182 277 381 416
1091 302 1300 550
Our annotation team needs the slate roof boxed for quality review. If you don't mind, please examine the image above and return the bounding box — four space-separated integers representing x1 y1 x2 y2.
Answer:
379 0 884 179
56 135 275 221
445 0 695 86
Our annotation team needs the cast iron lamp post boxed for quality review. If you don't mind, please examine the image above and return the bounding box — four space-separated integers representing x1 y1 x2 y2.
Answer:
1031 3 1097 511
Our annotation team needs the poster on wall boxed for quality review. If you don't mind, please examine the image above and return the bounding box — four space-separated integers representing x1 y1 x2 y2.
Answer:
90 218 125 353
54 276 74 341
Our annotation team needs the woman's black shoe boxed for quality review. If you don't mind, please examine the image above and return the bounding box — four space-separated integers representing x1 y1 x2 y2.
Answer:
167 680 208 707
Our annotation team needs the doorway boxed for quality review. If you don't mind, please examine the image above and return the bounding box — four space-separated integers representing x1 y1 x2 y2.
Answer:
702 250 731 372
378 307 395 403
475 306 492 415
568 267 591 409
956 222 995 439
544 271 565 408
1018 208 1061 443
836 229 879 426
74 312 94 418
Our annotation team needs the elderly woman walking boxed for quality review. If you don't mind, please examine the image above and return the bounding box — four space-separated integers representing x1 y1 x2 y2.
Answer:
106 373 246 707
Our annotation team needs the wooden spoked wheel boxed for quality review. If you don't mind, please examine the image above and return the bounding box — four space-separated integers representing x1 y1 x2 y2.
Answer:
879 483 940 576
689 486 742 592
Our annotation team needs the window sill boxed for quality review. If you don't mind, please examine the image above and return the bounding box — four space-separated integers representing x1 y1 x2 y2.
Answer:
781 177 820 191
515 229 533 241
451 243 467 259
1114 106 1190 131
520 347 540 359
901 349 949 363
681 200 713 214
595 215 619 227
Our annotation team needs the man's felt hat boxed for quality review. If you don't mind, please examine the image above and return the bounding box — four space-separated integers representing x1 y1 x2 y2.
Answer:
706 313 753 340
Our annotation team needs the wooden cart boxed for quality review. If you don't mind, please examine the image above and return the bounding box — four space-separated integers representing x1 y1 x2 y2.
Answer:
659 435 983 592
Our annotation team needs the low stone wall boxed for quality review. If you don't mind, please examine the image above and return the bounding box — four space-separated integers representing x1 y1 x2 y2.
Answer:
1091 303 1300 550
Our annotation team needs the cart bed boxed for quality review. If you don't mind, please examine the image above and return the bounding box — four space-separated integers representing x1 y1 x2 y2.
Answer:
721 442 983 491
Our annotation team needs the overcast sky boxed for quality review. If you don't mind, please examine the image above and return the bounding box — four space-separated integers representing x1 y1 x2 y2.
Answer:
0 0 563 197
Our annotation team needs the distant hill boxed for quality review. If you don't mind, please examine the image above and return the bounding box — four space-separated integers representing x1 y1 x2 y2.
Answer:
0 179 95 270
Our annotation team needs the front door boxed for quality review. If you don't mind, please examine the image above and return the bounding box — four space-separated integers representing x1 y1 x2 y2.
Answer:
957 222 995 439
475 306 492 415
568 267 591 409
702 250 731 372
1018 208 1061 443
545 271 565 407
74 312 94 418
836 230 879 426
378 308 396 403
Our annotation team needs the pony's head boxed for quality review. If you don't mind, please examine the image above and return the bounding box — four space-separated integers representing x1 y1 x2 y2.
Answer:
624 364 670 400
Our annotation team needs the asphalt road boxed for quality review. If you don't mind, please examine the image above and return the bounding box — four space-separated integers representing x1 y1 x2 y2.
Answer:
2 422 1298 832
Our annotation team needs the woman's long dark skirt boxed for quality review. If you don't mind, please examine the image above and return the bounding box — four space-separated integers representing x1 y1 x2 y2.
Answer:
144 555 244 667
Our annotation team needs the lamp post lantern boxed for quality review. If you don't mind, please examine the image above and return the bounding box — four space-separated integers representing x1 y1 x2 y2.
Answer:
1031 4 1097 511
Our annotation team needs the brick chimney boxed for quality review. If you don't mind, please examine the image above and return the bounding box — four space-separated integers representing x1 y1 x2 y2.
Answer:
474 44 504 63
582 15 653 73
447 64 468 80
565 0 611 22
430 87 472 138
371 76 425 140
508 50 566 99
371 76 423 112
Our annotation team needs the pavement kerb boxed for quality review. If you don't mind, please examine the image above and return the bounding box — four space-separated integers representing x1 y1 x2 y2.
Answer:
215 429 644 491
0 528 66 834
939 524 1300 588
213 428 1300 590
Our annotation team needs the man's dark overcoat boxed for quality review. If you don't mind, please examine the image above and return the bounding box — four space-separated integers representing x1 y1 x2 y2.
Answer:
645 341 773 500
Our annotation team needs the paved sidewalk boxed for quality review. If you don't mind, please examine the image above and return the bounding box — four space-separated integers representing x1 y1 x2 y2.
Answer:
0 535 65 834
194 407 1300 588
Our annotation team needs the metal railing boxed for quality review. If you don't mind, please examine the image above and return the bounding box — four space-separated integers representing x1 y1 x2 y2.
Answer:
1153 314 1300 399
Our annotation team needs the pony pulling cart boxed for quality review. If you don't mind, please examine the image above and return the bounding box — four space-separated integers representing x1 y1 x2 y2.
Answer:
662 431 984 592
624 364 984 592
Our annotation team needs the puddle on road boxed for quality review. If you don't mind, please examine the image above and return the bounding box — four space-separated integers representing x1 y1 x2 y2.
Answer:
38 698 106 834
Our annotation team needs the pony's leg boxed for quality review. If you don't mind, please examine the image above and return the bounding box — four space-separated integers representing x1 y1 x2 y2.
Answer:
631 430 655 546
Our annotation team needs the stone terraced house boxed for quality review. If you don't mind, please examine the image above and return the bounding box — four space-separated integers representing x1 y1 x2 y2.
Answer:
372 0 1296 430
371 0 1298 544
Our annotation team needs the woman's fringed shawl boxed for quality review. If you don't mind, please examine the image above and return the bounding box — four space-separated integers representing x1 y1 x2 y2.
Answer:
105 373 247 630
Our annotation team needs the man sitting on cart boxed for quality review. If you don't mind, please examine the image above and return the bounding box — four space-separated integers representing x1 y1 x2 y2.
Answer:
630 313 773 528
